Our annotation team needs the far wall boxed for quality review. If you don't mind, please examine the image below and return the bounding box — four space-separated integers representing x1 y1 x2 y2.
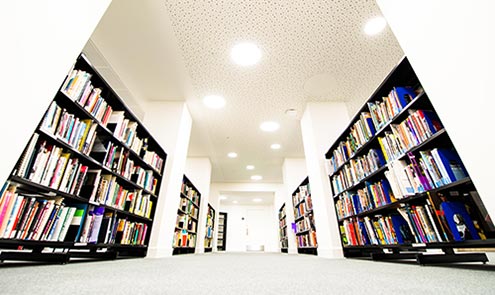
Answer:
220 204 279 252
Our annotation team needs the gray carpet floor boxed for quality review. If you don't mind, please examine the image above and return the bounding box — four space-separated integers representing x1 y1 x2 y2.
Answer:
1 252 495 294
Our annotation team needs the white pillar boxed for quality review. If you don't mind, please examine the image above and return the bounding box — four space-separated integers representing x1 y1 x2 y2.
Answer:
376 0 495 223
0 1 112 184
300 102 350 258
143 101 192 258
282 158 308 254
185 157 213 254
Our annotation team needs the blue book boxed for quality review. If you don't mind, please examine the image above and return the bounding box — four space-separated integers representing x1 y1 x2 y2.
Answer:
441 201 480 241
390 214 414 244
380 178 393 204
432 148 468 183
393 86 417 107
358 220 371 245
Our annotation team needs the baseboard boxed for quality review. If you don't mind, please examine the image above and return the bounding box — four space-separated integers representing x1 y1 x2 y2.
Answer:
146 247 173 258
317 247 345 259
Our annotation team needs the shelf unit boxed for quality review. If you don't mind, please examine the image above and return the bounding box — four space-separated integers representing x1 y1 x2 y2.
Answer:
326 57 495 264
217 212 227 251
173 175 201 255
0 53 167 263
204 203 215 253
292 177 317 255
278 203 288 253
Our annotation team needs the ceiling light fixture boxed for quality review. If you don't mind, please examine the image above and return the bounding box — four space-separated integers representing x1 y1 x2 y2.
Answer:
253 198 262 203
233 200 238 204
230 42 261 66
246 165 255 170
251 175 263 181
270 143 281 150
260 121 280 132
203 95 226 109
364 17 387 36
227 152 238 158
219 195 227 200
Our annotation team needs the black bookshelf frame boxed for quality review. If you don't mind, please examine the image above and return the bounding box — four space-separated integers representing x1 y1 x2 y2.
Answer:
278 203 288 253
326 57 494 265
204 203 215 253
292 177 318 255
0 53 167 263
173 175 201 255
217 212 227 251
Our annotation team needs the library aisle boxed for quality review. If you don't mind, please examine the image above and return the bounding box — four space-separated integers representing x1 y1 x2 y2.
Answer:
1 253 494 294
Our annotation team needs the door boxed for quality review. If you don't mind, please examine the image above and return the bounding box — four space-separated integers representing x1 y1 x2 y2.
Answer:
246 209 265 251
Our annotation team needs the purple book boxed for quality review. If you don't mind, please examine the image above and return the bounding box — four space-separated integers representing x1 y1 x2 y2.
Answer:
407 152 433 191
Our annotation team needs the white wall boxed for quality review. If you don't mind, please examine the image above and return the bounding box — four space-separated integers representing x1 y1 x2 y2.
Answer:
0 1 112 185
301 102 350 258
220 204 278 252
185 157 212 253
143 101 192 258
209 182 285 252
376 0 495 221
282 158 308 254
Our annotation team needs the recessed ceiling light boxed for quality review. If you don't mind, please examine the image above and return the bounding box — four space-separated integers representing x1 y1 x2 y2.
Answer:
203 95 226 109
230 42 261 66
219 195 227 200
233 200 238 204
251 175 263 181
246 165 255 170
228 152 238 158
270 143 281 150
253 198 262 203
364 17 387 36
285 108 298 117
260 121 280 132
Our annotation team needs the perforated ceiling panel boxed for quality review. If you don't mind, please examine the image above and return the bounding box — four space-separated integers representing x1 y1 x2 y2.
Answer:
164 0 403 182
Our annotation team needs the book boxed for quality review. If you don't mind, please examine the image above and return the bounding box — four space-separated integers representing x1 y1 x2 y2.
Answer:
440 201 480 241
63 204 88 242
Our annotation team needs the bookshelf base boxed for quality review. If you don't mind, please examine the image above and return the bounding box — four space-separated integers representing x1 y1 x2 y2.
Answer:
369 248 489 265
0 250 70 264
173 247 195 255
204 248 212 253
297 247 317 255
281 248 288 253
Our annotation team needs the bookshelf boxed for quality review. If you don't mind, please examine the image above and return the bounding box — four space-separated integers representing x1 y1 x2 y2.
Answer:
173 175 201 255
204 203 215 253
292 177 317 255
326 57 495 265
0 53 167 263
217 212 227 251
278 203 288 253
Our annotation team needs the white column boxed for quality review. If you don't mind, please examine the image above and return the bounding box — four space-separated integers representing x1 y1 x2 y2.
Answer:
0 1 112 184
376 0 495 222
300 102 350 258
282 158 308 254
143 101 192 258
185 157 212 254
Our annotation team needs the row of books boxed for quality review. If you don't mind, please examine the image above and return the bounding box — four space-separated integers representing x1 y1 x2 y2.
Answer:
143 150 165 173
335 178 396 220
278 205 286 221
179 197 199 219
279 218 286 228
378 109 443 162
19 139 90 196
98 142 135 180
341 198 485 247
133 167 158 194
176 214 197 233
41 102 99 155
367 86 417 131
386 150 468 199
280 236 288 248
173 229 197 248
181 182 200 205
296 214 316 233
205 213 214 240
329 149 386 195
61 69 113 128
0 188 84 242
294 196 313 220
292 183 311 204
297 231 317 248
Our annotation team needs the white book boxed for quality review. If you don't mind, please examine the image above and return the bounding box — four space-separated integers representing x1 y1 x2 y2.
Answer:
57 207 77 242
390 160 415 196
49 207 69 241
16 133 39 178
30 146 51 183
40 147 61 186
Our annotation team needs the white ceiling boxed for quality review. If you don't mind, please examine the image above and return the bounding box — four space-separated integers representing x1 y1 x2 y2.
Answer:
87 0 404 183
219 192 274 206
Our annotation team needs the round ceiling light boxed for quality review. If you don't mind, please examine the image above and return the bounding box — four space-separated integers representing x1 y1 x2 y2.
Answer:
203 95 226 109
219 195 227 200
246 165 255 170
227 152 238 158
233 200 238 204
251 175 263 181
260 121 280 132
253 198 262 202
230 42 261 66
364 17 387 36
270 143 281 150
